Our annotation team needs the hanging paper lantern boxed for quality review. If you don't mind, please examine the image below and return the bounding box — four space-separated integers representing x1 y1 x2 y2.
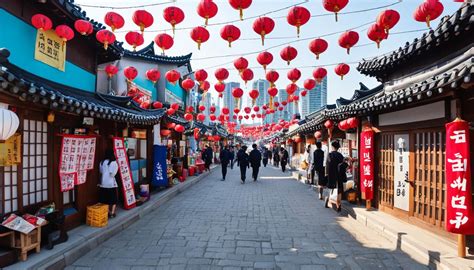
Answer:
257 51 273 72
323 0 349 22
376 9 400 34
125 31 144 51
335 63 350 80
55 25 74 43
171 103 180 111
167 108 176 116
414 0 443 28
133 10 154 34
233 57 248 73
286 83 298 95
324 119 334 129
215 68 229 83
124 66 138 81
182 78 195 91
281 100 288 106
190 26 210 50
266 70 279 87
163 7 185 35
287 6 311 37
186 106 194 113
31 14 52 31
214 83 225 97
210 106 216 113
244 106 251 114
197 0 218 25
304 79 316 90
167 122 177 129
140 100 151 109
229 0 252 20
153 101 163 109
338 31 359 54
222 107 230 115
220 25 241 47
210 114 217 121
314 131 322 139
175 124 185 133
280 46 298 65
104 12 125 32
96 29 116 50
232 87 244 99
249 89 259 104
287 68 301 83
105 65 119 78
267 87 278 98
194 69 208 84
200 81 210 92
0 107 19 142
234 108 240 114
367 24 388 48
161 129 172 137
278 106 284 111
74 20 93 36
309 38 328 59
240 68 254 85
146 69 161 84
197 113 206 122
347 117 359 129
338 119 348 131
165 70 181 85
198 105 206 112
313 67 327 82
184 113 193 121
252 17 275 45
154 33 174 53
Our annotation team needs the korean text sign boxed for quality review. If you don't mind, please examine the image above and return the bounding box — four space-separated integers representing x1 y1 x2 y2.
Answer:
34 29 65 71
360 129 374 200
445 120 474 234
113 137 136 210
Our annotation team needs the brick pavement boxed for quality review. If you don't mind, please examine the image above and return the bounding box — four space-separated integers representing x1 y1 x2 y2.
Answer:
68 164 430 270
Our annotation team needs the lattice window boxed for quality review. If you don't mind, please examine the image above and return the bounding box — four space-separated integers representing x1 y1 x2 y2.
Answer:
414 130 445 227
22 119 48 206
378 134 394 207
1 165 19 213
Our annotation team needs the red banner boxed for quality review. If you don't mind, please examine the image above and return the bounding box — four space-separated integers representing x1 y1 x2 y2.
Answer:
445 119 474 234
113 137 136 210
359 128 374 200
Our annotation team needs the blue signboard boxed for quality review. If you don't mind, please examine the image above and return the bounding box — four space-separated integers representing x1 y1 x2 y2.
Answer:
151 145 168 187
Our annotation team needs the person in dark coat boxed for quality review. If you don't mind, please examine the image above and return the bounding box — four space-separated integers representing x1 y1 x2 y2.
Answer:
312 141 326 200
229 146 235 169
249 144 262 181
273 147 280 167
203 145 213 171
236 145 249 184
280 147 289 172
219 146 231 181
262 147 269 167
325 141 344 212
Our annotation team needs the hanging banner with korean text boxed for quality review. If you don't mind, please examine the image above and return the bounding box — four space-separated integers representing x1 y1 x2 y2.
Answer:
34 29 66 71
445 119 474 234
394 134 410 211
359 129 374 200
151 145 168 187
113 137 136 210
0 134 21 166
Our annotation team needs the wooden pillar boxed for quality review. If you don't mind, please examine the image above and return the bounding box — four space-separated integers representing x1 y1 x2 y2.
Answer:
458 234 466 257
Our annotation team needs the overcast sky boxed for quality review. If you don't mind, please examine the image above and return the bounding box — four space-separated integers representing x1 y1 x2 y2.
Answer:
77 0 461 106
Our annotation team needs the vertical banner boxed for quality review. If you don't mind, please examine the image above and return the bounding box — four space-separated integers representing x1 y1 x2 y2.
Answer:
152 145 168 187
445 119 474 234
359 128 374 200
394 134 410 211
113 137 136 210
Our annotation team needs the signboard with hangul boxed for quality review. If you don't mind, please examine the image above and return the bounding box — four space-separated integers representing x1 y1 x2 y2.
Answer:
34 29 66 71
359 128 374 200
394 134 410 211
113 137 136 210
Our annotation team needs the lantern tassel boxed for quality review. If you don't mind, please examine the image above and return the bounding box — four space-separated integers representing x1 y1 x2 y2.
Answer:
239 8 243 20
346 47 350 54
426 15 431 28
261 32 265 46
228 38 232 48
287 60 290 66
198 40 202 50
205 17 209 26
269 96 274 110
316 54 320 60
104 41 109 50
297 25 300 38
340 75 344 80
334 5 340 22
376 41 380 49
263 65 267 73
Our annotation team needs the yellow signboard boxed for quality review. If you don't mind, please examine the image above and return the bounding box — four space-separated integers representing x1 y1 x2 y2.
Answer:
34 29 66 71
0 134 21 167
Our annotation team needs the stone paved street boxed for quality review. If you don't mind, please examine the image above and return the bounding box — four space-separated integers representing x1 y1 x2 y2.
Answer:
68 165 429 270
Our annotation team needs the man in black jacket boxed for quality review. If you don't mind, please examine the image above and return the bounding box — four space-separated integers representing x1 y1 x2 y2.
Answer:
280 147 289 172
236 145 249 184
203 145 213 171
312 141 326 199
249 144 262 181
219 146 231 181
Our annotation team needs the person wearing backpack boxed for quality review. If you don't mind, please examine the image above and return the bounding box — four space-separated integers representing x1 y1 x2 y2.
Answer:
325 141 344 212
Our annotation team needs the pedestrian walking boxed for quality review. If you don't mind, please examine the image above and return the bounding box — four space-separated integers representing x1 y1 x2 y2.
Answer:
280 147 289 173
262 147 269 167
302 145 312 184
325 141 344 212
312 141 326 200
268 148 273 164
229 146 235 169
273 147 280 167
237 145 249 184
203 144 213 171
249 144 262 181
219 146 231 181
99 149 119 218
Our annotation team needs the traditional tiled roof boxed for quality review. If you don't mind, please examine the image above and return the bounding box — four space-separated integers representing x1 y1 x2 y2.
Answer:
357 3 473 81
122 42 193 66
336 83 383 107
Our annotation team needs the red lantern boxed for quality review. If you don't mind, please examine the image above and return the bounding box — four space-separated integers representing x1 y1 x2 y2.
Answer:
338 120 348 131
280 46 298 65
414 0 443 28
338 31 359 54
214 83 225 97
323 0 349 22
104 12 125 32
153 101 163 109
163 7 185 34
146 69 161 84
194 69 208 84
294 135 302 143
300 90 307 97
105 65 118 78
286 83 298 95
304 79 316 90
140 100 150 109
220 25 241 47
249 89 259 102
184 113 193 121
287 68 301 83
324 119 334 129
166 70 181 84
313 67 327 82
210 114 217 121
222 107 230 115
335 63 350 80
197 113 206 122
229 0 252 20
197 0 218 25
367 24 388 48
293 95 299 102
347 117 359 129
252 17 275 45
161 129 172 137
287 6 311 37
175 124 185 133
171 103 180 110
314 131 322 139
234 108 240 114
233 57 248 73
266 70 279 87
281 100 288 106
167 108 176 116
154 33 174 53
278 106 284 111
55 25 74 43
213 135 220 141
125 31 144 51
232 87 244 99
267 87 278 97
376 9 400 34
210 106 216 113
215 68 229 83
124 66 138 81
244 107 251 114
190 26 210 50
167 123 176 129
200 81 210 92
309 38 328 59
182 78 195 91
74 20 93 36
133 10 154 34
257 51 273 72
31 14 52 31
240 68 254 85
96 29 116 50
198 105 206 112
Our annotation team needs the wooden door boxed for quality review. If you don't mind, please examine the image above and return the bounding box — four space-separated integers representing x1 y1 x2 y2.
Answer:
378 134 394 208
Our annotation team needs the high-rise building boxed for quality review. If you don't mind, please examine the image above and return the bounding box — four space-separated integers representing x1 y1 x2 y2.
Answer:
300 77 328 118
278 89 295 121
223 82 240 120
252 79 270 108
